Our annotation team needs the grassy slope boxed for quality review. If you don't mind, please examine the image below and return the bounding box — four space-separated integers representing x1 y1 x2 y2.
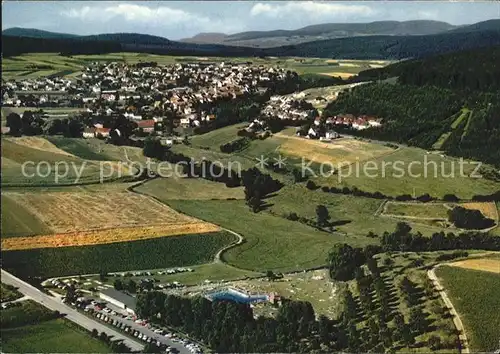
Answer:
1 320 110 353
164 199 375 272
1 138 118 186
1 194 52 237
436 266 500 352
46 137 146 163
2 231 236 278
135 177 244 200
267 185 443 237
189 123 248 149
315 147 500 199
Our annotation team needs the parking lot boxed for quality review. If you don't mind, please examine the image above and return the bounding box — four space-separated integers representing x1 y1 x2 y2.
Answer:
79 300 203 354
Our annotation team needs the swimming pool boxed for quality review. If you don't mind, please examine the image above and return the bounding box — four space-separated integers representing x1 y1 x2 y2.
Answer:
206 288 268 304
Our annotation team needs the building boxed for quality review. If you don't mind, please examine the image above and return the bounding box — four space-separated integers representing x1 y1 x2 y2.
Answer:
83 127 95 138
99 289 136 315
136 119 155 133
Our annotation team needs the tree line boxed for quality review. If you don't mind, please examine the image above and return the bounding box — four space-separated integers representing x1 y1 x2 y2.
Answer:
306 180 500 202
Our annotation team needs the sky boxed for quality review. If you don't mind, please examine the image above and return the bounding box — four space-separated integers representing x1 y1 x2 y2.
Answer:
2 1 500 40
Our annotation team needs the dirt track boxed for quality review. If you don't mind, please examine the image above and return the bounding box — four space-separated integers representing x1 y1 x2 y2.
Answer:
428 265 470 354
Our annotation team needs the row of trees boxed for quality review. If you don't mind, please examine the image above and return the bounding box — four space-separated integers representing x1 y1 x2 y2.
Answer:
6 111 84 137
307 180 500 202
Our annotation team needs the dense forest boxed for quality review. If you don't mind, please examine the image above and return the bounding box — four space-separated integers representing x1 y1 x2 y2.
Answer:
358 46 500 91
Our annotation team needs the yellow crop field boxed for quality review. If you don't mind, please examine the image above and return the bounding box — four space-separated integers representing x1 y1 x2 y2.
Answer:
320 72 356 79
4 191 205 233
2 223 221 250
2 191 221 250
448 258 500 274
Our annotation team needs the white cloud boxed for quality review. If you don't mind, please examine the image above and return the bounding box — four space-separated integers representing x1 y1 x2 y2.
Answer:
62 4 207 25
250 1 375 20
60 3 241 36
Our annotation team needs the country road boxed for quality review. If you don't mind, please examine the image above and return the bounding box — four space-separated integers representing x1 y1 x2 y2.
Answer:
1 269 144 352
427 265 470 354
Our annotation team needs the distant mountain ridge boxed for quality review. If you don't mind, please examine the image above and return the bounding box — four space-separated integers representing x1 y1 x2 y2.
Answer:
3 19 500 60
181 20 459 47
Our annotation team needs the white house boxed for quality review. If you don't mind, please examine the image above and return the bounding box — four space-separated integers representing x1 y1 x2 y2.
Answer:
325 130 340 139
368 120 382 127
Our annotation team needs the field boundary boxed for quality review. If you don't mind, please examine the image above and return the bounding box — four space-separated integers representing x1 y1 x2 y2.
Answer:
428 264 470 354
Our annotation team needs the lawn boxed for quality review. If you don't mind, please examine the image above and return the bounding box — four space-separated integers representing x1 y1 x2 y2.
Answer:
1 319 111 353
83 263 262 289
189 123 248 149
436 265 500 352
2 231 236 278
1 194 52 237
162 198 374 272
1 300 110 353
135 176 244 200
383 202 450 219
314 146 500 199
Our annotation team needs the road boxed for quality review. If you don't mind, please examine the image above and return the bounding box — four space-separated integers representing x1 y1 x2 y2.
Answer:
1 269 144 352
427 265 470 354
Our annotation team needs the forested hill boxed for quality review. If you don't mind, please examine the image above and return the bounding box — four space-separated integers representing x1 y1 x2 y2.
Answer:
323 84 500 167
358 46 500 91
263 29 500 59
3 25 500 59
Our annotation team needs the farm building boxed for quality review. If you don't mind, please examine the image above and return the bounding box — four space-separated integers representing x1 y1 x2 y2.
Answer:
99 289 137 315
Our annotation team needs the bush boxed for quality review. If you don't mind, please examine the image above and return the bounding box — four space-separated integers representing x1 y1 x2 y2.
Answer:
306 180 317 190
435 251 469 261
443 194 460 202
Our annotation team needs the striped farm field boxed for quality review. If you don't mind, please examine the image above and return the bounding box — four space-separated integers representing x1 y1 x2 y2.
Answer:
1 190 220 250
3 232 236 278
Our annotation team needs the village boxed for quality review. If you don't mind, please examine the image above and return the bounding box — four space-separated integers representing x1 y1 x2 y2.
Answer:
2 61 383 144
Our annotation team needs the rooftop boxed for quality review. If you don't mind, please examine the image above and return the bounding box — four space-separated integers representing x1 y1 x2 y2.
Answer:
99 288 136 310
